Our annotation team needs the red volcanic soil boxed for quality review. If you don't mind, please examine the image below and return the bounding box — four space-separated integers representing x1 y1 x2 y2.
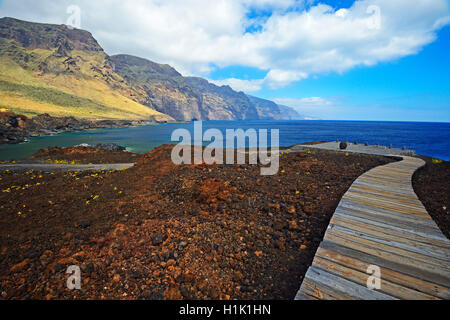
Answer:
413 157 450 239
27 146 141 164
0 145 394 300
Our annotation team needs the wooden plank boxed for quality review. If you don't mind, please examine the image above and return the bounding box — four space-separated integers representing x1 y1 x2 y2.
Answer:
353 180 417 197
338 198 434 226
346 188 425 207
320 240 450 289
326 227 450 269
363 173 411 183
299 277 356 300
312 256 439 300
334 211 441 243
316 247 450 299
358 175 411 187
330 216 450 260
330 214 450 249
334 207 444 240
351 184 418 200
323 234 450 285
294 290 319 300
343 192 427 213
333 210 448 245
341 195 431 219
304 266 397 300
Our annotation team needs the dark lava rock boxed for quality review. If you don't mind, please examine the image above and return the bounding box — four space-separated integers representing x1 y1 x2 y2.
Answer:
178 241 188 251
54 263 65 272
94 143 126 152
180 285 190 298
85 263 94 273
273 219 288 231
240 286 254 293
151 235 165 246
79 221 89 229
339 142 348 150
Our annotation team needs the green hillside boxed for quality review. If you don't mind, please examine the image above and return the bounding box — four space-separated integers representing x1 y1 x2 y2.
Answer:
0 18 173 121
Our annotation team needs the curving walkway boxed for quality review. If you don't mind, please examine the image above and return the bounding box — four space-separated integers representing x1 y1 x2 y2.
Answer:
295 156 450 300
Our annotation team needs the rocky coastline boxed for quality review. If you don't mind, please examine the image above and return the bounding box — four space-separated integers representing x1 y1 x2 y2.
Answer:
0 111 168 145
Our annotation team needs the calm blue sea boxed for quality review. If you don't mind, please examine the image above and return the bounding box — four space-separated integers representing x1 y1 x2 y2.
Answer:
0 120 449 161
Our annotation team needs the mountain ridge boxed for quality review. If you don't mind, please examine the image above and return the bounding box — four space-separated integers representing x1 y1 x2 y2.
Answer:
0 17 305 121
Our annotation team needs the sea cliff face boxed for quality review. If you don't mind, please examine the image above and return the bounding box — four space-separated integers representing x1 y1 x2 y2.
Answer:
0 17 304 122
110 54 303 121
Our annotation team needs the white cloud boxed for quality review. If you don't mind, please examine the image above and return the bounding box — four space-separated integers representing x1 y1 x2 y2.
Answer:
273 97 332 108
264 69 308 89
211 78 264 92
0 0 449 90
272 96 336 119
210 69 308 92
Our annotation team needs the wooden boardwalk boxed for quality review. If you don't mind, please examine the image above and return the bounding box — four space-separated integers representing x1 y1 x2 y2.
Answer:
295 156 450 300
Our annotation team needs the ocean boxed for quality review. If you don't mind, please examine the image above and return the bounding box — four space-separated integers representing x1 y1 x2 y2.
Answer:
1 120 449 161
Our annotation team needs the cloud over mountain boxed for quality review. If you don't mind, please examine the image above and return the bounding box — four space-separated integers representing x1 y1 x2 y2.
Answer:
1 0 448 92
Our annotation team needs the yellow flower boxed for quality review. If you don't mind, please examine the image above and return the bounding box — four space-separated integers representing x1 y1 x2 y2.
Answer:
85 200 90 205
93 195 99 200
281 170 285 173
48 201 53 205
296 191 300 195
345 152 349 156
18 211 22 216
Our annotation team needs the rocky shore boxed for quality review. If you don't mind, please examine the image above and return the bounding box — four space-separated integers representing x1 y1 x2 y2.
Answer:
0 111 167 145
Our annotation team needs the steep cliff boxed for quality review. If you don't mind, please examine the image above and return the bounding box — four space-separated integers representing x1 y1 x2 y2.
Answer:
0 17 304 122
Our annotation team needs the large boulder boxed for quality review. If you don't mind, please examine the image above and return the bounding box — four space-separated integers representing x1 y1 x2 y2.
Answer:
0 111 30 143
94 143 126 151
339 142 348 150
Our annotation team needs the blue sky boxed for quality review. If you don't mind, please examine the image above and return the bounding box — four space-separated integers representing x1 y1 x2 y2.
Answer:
261 25 450 121
1 0 449 121
208 1 450 121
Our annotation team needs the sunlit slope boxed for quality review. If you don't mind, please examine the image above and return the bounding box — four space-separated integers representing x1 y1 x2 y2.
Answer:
0 28 172 120
0 57 171 120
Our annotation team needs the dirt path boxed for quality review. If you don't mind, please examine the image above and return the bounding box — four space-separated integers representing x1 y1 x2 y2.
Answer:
0 163 134 171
